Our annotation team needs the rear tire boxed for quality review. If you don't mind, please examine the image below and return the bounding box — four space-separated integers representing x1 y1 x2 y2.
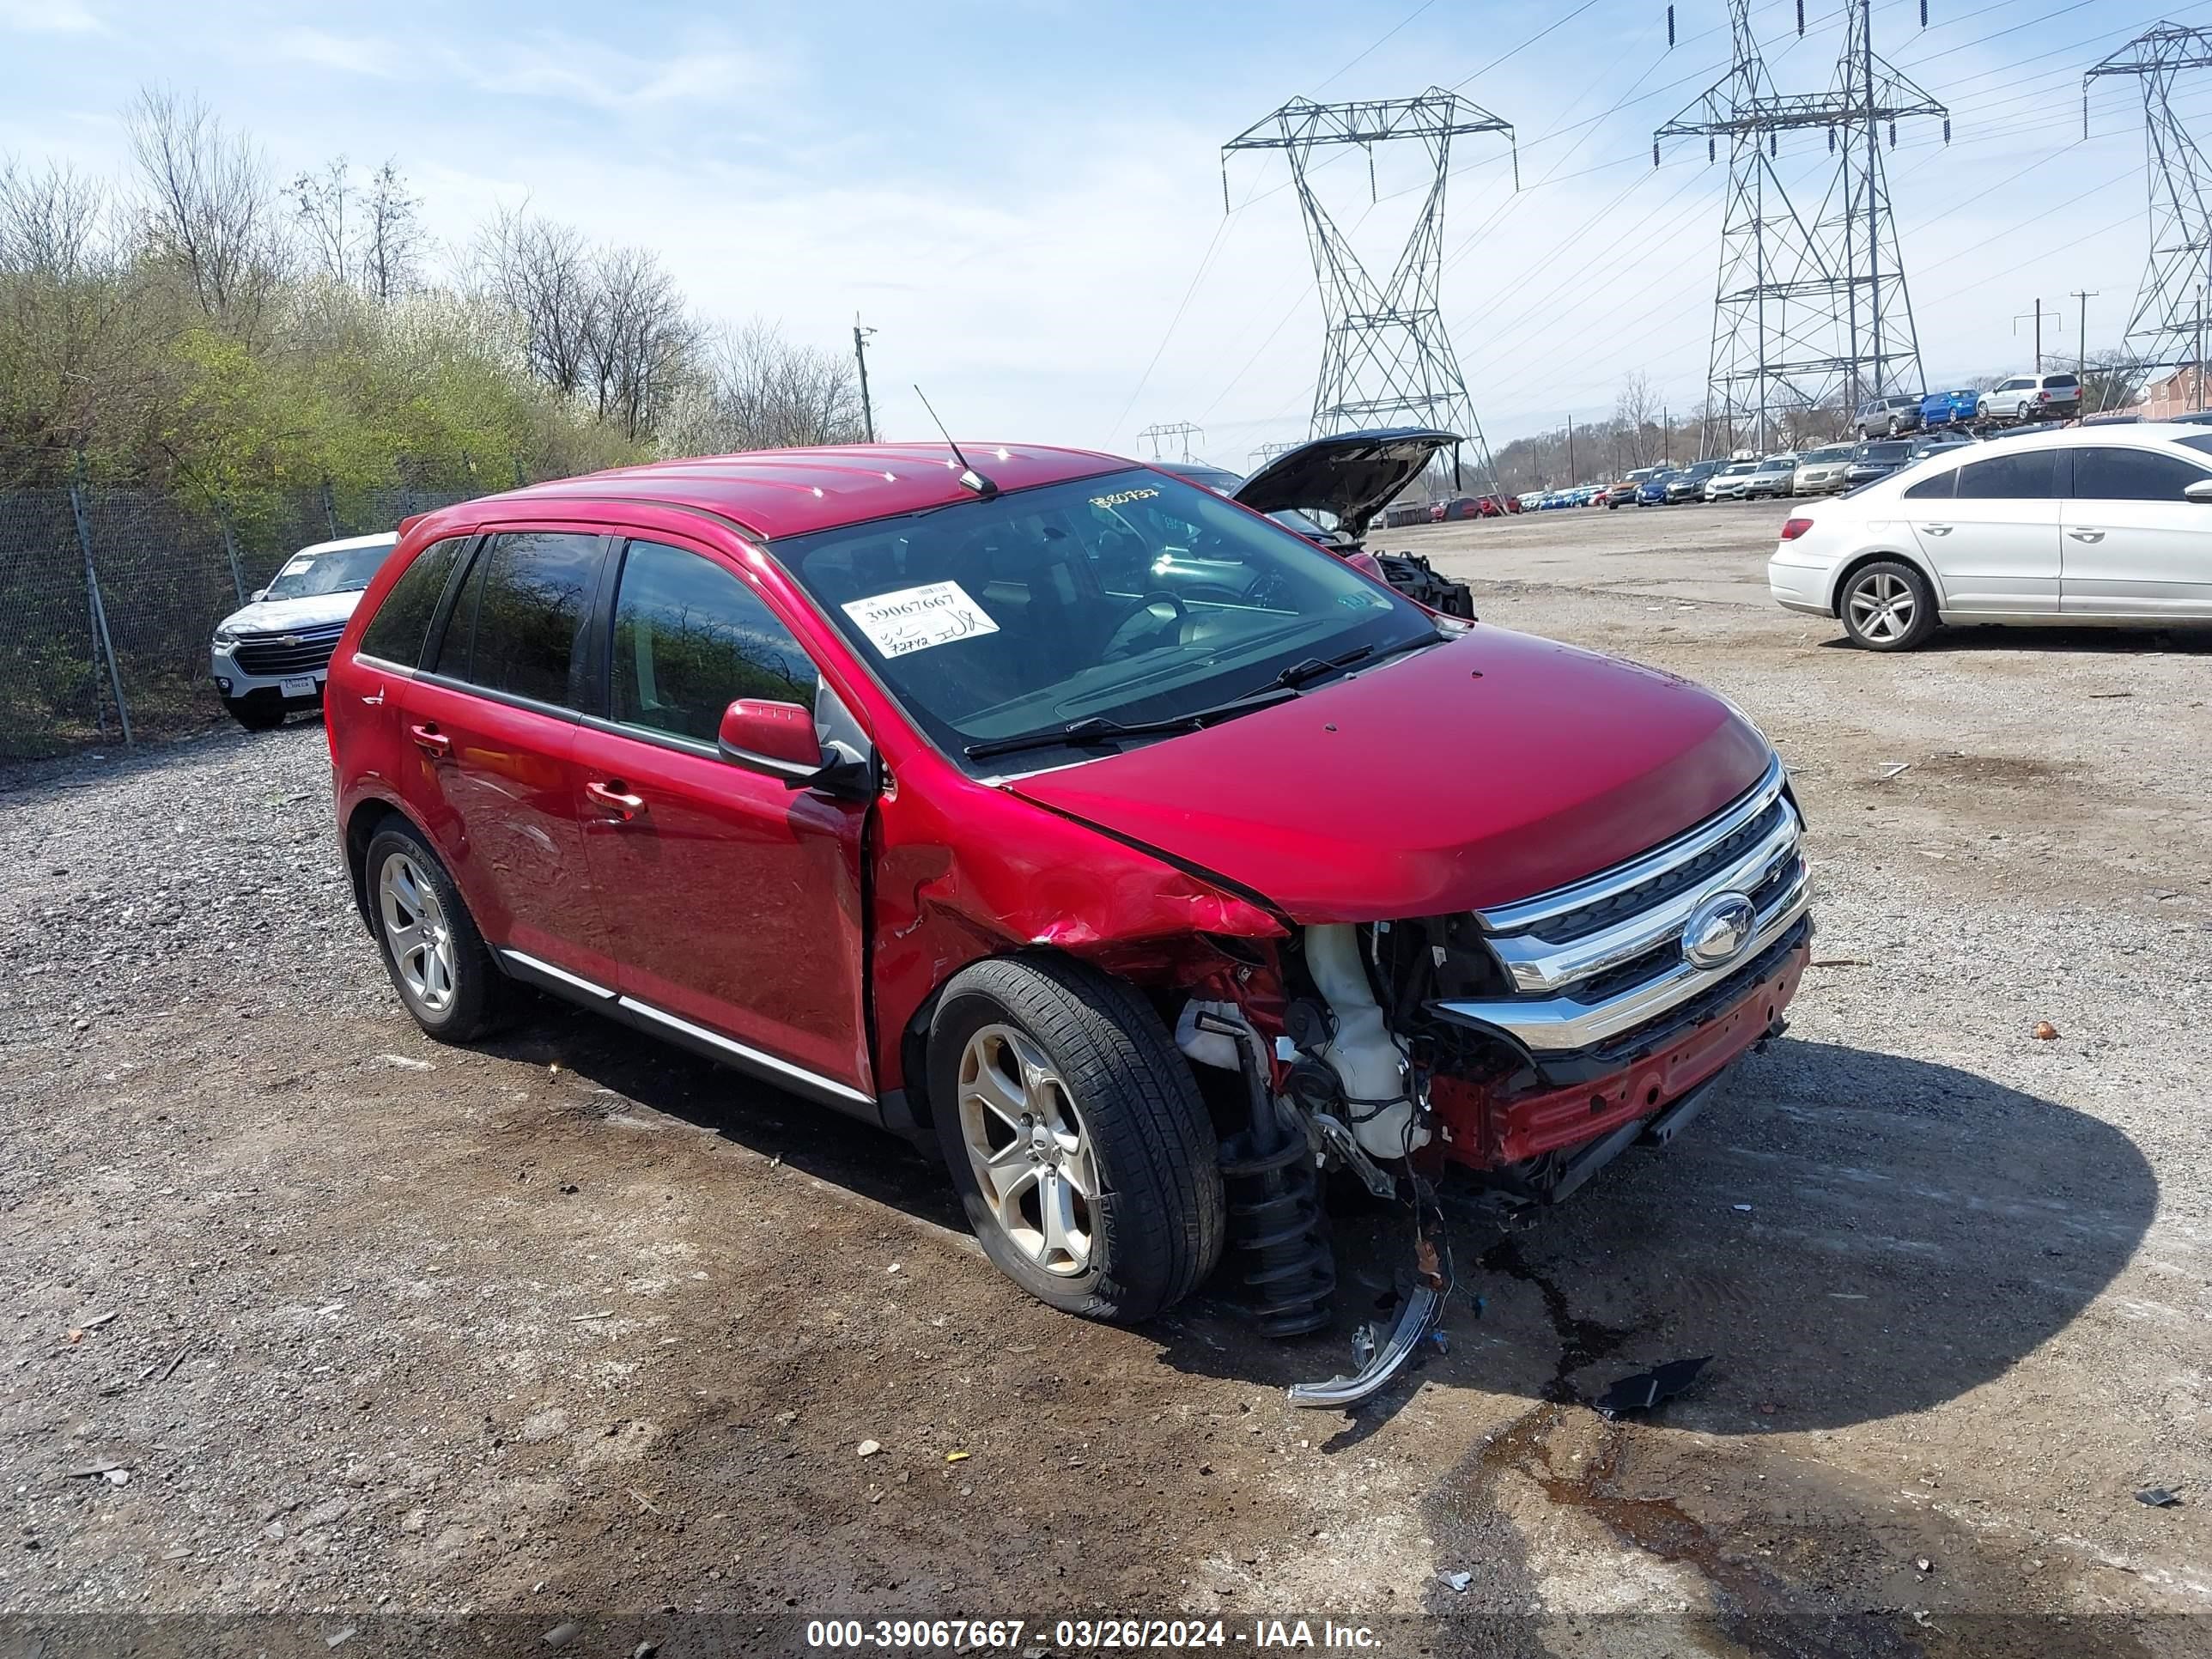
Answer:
927 956 1224 1324
1838 558 1938 652
364 822 510 1042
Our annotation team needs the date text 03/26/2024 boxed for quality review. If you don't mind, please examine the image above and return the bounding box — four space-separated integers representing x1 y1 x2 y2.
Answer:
804 1619 1382 1650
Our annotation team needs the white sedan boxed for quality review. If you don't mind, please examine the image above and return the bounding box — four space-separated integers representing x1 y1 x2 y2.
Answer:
1767 422 2212 650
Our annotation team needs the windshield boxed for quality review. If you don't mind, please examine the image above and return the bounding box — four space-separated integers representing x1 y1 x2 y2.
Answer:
775 470 1437 771
1756 460 1790 473
1805 447 1852 464
1856 441 1912 462
263 540 395 600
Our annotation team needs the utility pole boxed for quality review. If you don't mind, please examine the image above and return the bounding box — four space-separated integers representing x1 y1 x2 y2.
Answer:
2069 290 2098 378
1566 414 1575 479
2014 300 2057 373
1662 403 1670 465
853 314 878 443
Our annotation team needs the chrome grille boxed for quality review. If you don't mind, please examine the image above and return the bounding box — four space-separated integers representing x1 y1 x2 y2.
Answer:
232 622 344 678
1432 756 1809 1054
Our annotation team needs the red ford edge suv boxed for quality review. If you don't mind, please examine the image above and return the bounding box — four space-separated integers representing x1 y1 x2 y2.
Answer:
327 444 1809 1407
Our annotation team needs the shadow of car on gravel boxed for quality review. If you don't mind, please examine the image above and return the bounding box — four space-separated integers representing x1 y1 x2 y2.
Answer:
498 1009 2156 1446
1816 624 2212 654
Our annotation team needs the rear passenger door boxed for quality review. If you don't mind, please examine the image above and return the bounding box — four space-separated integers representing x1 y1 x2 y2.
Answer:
400 527 616 983
571 535 873 1098
2062 445 2212 617
1906 448 2060 615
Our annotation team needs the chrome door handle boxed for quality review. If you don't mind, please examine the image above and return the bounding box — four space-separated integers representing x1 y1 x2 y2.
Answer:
586 780 647 821
1920 523 1953 536
2069 528 2106 543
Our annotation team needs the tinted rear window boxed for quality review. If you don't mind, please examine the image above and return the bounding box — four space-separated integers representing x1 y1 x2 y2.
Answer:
359 537 465 666
2045 374 2080 388
434 531 602 708
1955 451 2058 499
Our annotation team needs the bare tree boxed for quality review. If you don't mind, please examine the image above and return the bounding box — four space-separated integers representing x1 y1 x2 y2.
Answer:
0 157 163 459
361 161 422 301
1612 372 1662 467
125 85 290 332
475 205 598 395
585 243 695 443
291 156 352 286
663 319 865 455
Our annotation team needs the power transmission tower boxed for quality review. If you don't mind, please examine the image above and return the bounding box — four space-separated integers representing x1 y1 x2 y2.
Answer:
2086 25 2212 372
1136 422 1205 459
1223 90 1516 486
1656 1 1944 454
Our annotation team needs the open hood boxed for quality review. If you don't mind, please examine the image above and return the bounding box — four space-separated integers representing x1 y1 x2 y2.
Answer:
1005 627 1773 923
1231 428 1458 538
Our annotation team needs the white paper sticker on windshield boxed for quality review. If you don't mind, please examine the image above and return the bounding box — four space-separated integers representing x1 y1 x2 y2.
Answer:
841 580 1000 659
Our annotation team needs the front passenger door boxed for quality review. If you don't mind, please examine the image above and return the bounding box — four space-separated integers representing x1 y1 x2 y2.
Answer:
572 538 872 1097
1907 447 2060 615
2062 445 2212 617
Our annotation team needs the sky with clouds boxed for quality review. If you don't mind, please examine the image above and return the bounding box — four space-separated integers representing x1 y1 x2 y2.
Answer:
3 0 2209 468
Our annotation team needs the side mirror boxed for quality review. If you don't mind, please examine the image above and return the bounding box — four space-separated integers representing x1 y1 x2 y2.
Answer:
248 588 267 603
718 698 823 771
717 698 875 799
2185 480 2212 504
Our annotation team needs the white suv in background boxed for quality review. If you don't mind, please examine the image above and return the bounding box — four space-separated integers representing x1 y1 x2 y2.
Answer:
210 532 398 729
1768 422 2212 649
1978 373 2081 424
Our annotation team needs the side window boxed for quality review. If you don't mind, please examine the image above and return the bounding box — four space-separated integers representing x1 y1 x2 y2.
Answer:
1954 451 2057 500
2070 447 2209 501
359 537 465 666
610 541 817 744
1901 468 1956 501
432 531 601 707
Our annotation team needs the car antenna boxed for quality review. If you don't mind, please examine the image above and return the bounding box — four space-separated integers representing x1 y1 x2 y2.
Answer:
911 386 999 498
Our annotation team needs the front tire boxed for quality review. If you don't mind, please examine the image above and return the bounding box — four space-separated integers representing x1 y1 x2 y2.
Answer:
364 822 510 1042
927 956 1224 1323
1838 559 1938 652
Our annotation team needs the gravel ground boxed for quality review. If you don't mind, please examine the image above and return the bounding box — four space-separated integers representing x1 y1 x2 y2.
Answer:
0 501 2207 1656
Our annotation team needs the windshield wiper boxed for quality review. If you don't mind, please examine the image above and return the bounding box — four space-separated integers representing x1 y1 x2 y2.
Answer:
963 687 1297 763
1243 630 1443 697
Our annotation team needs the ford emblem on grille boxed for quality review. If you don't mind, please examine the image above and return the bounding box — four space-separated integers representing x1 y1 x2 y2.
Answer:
1681 891 1757 970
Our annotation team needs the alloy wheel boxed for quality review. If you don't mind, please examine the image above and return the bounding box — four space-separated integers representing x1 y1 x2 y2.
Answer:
955 1024 1100 1277
379 852 457 1014
1847 571 1917 644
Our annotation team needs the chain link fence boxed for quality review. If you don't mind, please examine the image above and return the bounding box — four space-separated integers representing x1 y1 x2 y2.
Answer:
0 456 536 759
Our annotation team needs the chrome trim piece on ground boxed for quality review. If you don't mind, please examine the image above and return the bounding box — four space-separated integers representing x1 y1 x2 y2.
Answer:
1474 755 1789 935
1286 1281 1446 1411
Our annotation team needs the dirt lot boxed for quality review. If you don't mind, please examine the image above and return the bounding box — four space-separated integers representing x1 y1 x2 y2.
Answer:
1 500 2207 1656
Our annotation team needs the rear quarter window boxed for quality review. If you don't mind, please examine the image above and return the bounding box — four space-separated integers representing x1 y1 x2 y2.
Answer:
359 537 467 667
433 531 604 708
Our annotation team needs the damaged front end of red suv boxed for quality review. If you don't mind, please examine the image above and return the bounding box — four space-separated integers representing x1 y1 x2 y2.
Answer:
1006 632 1811 1407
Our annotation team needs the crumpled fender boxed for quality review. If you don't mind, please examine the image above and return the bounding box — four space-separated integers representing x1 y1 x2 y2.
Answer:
869 750 1285 1092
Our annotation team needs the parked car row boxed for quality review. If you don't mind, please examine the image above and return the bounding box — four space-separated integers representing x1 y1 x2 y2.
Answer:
1855 375 2084 439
